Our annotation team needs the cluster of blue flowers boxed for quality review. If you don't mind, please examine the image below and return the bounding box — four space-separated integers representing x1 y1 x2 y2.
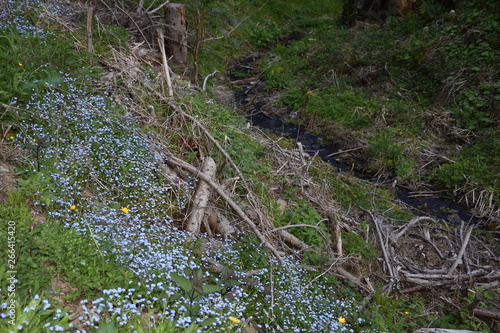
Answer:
0 0 54 37
0 2 373 332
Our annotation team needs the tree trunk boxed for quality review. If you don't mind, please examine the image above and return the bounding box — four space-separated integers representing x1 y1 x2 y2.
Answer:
163 3 188 71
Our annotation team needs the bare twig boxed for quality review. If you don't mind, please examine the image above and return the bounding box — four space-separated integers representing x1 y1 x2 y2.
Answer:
366 211 396 279
326 146 365 158
148 0 171 15
394 216 436 241
447 223 474 274
202 70 220 91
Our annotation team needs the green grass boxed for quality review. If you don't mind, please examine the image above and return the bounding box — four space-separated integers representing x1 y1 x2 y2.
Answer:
253 0 500 204
0 0 497 332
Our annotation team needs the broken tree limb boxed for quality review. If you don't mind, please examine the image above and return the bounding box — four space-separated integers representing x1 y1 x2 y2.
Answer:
162 99 272 231
394 216 436 241
366 211 396 279
165 154 284 262
86 6 94 56
269 225 312 250
185 156 216 235
473 308 500 320
447 223 474 274
202 70 220 91
157 29 174 98
335 267 375 293
207 207 236 236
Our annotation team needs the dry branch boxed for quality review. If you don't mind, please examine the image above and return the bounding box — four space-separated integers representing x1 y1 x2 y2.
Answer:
367 211 396 279
447 223 474 274
157 29 174 98
165 154 285 262
207 207 236 236
472 308 500 320
86 6 93 55
394 216 436 241
185 156 216 235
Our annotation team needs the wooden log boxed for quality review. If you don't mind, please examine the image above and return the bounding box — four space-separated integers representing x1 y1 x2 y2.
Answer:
207 207 236 236
473 308 500 320
185 156 216 235
163 3 188 70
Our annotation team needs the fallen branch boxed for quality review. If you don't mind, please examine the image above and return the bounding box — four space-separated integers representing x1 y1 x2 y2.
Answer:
185 156 216 235
473 308 500 320
157 29 174 98
366 211 396 279
326 146 365 158
270 224 327 250
335 267 375 293
394 216 436 241
447 223 474 274
202 70 220 91
165 154 284 262
206 207 236 236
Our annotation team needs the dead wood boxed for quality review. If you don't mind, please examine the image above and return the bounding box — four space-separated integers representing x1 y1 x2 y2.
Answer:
447 223 474 274
157 29 174 98
472 308 500 320
269 225 314 250
86 6 93 55
185 156 217 235
334 267 375 293
206 207 236 236
165 154 285 262
394 216 436 241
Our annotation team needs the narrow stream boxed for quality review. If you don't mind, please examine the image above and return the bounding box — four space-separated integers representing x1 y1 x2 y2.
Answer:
231 58 476 224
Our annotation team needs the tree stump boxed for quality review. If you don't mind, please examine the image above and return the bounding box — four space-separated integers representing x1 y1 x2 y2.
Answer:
164 3 187 71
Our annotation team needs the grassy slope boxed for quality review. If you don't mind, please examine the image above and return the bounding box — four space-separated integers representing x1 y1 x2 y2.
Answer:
256 0 500 216
0 0 498 332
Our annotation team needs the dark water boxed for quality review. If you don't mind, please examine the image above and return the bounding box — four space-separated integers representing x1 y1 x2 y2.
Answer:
233 72 475 224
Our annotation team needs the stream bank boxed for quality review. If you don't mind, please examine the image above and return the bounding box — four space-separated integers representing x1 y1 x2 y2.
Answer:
228 54 477 225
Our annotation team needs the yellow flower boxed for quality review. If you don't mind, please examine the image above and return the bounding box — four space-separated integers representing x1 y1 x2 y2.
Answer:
32 138 37 142
338 317 346 323
70 205 76 210
18 63 23 66
404 311 410 315
121 207 129 214
9 135 14 139
229 316 240 324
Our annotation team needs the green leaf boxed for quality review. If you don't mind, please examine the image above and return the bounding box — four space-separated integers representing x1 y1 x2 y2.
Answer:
97 321 119 333
202 284 222 295
184 324 200 333
171 272 193 293
200 317 217 327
